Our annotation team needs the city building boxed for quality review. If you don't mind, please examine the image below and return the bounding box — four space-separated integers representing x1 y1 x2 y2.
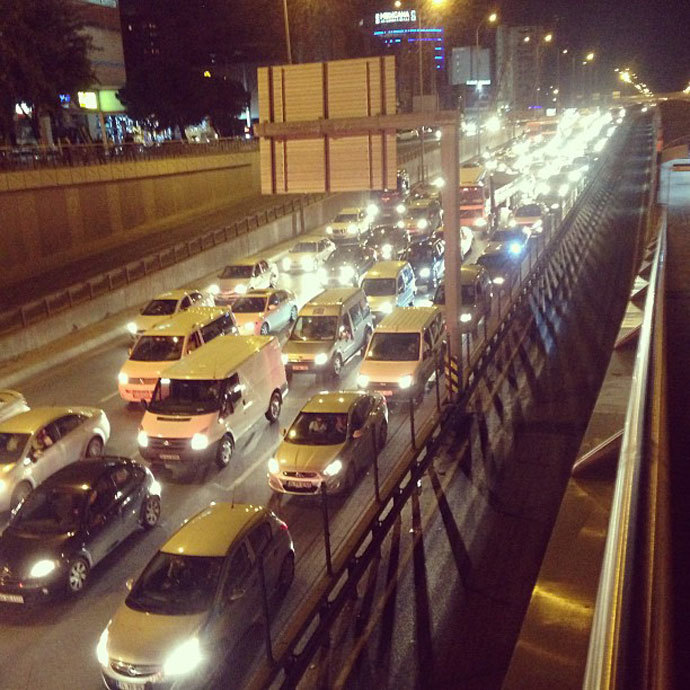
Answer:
495 25 541 114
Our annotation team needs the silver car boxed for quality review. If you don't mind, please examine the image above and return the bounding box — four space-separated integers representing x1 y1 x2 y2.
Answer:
231 288 298 335
0 407 111 512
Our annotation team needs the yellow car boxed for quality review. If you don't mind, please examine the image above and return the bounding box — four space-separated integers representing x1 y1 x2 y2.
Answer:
97 503 294 689
268 391 388 496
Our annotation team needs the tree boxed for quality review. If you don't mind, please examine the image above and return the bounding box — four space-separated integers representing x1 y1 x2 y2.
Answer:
0 0 94 144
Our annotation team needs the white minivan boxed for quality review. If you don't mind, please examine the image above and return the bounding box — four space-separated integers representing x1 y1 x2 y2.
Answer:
138 335 288 477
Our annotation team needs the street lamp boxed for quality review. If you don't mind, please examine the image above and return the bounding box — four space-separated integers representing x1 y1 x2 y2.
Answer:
474 11 499 155
282 0 292 64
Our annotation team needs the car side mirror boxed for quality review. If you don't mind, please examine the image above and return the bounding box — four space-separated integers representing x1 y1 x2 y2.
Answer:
352 428 364 439
268 304 277 311
229 586 245 602
27 450 39 463
125 577 134 592
281 427 287 437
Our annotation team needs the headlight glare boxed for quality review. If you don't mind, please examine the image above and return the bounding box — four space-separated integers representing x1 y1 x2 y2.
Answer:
268 457 279 474
419 267 431 278
281 353 289 365
126 321 137 335
163 637 203 677
323 459 343 477
474 217 487 228
301 256 315 270
191 433 209 451
417 218 429 230
96 628 109 666
234 283 247 294
118 372 129 385
460 313 473 323
492 276 505 285
242 321 256 334
282 257 292 270
396 204 406 214
380 302 394 314
137 430 149 448
29 559 57 579
314 352 328 366
357 374 370 387
399 375 414 389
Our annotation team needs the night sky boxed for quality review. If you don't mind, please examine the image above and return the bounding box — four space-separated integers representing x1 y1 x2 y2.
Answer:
495 0 689 92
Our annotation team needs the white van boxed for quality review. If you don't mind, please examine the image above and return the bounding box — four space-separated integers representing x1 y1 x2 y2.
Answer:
138 335 287 476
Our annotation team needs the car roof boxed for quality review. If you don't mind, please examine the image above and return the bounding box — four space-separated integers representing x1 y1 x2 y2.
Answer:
302 391 365 414
162 335 275 380
376 306 440 332
292 235 323 244
226 257 261 267
161 503 269 557
142 306 228 337
40 457 133 491
479 242 510 256
152 289 195 300
335 207 362 215
363 261 408 278
307 288 361 306
0 406 99 434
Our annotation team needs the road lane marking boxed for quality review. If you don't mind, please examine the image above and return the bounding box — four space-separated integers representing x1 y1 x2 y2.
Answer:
99 390 120 403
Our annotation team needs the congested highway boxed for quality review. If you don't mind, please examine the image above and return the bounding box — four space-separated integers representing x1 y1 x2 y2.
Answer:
0 109 624 689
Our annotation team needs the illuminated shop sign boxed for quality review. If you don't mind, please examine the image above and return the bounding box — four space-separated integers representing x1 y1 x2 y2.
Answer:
375 10 417 25
78 91 99 110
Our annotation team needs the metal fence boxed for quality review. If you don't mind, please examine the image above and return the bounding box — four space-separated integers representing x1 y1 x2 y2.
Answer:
0 137 258 171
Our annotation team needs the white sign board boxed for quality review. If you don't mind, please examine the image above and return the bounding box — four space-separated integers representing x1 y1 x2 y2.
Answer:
375 10 417 24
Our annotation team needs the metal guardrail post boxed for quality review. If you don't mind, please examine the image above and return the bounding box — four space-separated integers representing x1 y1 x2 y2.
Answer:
320 483 333 576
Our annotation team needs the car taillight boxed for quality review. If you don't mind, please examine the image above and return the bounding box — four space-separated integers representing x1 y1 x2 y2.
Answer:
278 519 289 531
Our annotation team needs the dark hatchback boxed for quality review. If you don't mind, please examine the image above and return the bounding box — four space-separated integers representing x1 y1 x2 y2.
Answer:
365 225 411 261
402 238 445 289
318 244 378 288
0 457 161 605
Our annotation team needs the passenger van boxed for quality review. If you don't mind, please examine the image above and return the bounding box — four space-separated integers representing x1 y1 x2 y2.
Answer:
432 265 494 332
361 261 416 323
282 288 373 380
117 307 237 403
138 335 287 475
357 306 445 404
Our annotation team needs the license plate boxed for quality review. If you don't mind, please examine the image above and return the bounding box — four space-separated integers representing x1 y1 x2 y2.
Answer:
291 364 309 371
377 390 393 397
129 390 149 400
159 453 179 461
0 593 23 604
285 480 312 490
116 682 140 690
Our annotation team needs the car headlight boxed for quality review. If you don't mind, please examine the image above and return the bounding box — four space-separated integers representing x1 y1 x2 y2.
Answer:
318 267 328 283
396 204 406 214
234 283 247 294
282 257 292 270
191 433 209 451
268 457 279 474
323 459 343 477
301 256 315 270
118 371 129 385
509 242 523 256
357 374 370 388
367 203 379 217
550 203 561 210
380 302 394 315
419 267 431 278
326 226 333 234
460 313 473 323
281 353 289 365
163 637 203 677
381 243 393 259
398 375 414 389
96 628 109 667
242 321 256 334
314 352 328 366
492 276 505 285
149 478 162 496
126 321 138 335
474 217 487 228
417 218 429 230
396 220 405 229
208 283 220 296
137 430 149 448
29 559 57 579
0 479 5 493
347 224 358 235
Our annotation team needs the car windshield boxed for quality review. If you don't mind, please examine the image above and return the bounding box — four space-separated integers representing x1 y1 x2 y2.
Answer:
231 296 267 313
126 553 224 616
130 335 184 362
290 242 318 253
149 379 224 415
141 299 178 316
334 213 358 223
407 245 433 262
0 432 29 464
12 487 86 534
221 265 253 279
515 205 543 218
433 284 477 305
407 207 429 219
286 412 348 445
362 278 396 297
290 315 338 341
492 229 524 243
367 332 420 361
477 254 510 271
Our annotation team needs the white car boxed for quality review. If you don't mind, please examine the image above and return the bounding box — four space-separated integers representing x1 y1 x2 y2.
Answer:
0 406 111 512
125 289 214 342
214 257 278 305
0 391 29 424
232 289 298 335
282 237 335 272
325 208 372 242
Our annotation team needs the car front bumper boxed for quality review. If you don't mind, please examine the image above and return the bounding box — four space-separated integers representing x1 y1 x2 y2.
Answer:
268 472 343 495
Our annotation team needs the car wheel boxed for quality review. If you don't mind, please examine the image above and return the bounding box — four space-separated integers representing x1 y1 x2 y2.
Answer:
260 322 270 335
10 481 32 511
276 552 295 594
141 494 161 529
66 557 90 596
289 306 298 323
265 391 282 423
215 434 234 469
376 420 388 452
85 436 103 457
331 354 343 380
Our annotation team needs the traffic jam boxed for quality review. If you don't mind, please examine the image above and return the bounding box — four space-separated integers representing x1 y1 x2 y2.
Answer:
0 107 622 689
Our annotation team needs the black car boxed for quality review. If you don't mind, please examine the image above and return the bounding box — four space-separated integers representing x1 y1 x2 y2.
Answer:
0 457 161 604
366 225 410 261
402 238 445 289
490 226 530 252
318 244 378 287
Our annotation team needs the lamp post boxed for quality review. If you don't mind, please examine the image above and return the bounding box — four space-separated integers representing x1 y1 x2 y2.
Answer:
474 11 498 155
535 32 552 109
282 0 292 64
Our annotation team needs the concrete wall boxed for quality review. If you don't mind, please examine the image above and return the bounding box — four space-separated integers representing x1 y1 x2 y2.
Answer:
0 151 260 286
